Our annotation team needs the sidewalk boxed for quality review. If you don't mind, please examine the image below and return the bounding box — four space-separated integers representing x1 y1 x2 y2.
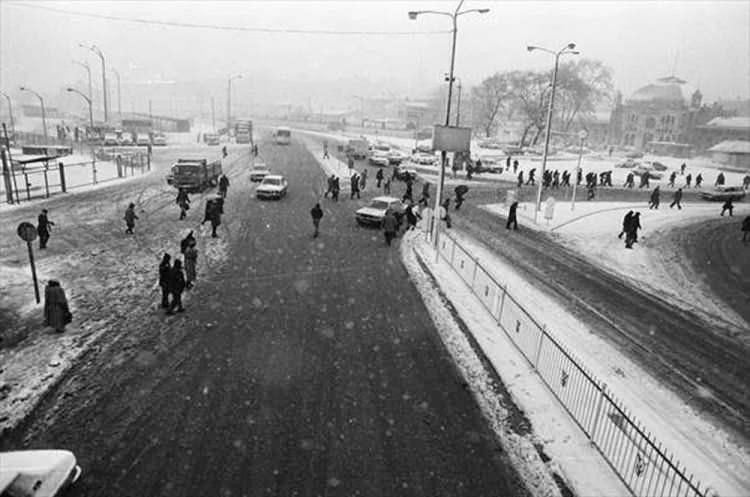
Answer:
405 226 749 496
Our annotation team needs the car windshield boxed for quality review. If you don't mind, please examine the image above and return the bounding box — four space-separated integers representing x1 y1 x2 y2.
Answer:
174 165 201 174
262 178 281 185
369 200 390 210
253 164 268 170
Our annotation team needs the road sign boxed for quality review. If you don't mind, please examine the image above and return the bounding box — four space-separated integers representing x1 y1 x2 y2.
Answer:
17 221 37 242
578 129 588 140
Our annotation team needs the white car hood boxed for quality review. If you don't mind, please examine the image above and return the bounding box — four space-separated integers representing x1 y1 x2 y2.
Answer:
257 184 284 192
356 206 386 217
0 450 79 495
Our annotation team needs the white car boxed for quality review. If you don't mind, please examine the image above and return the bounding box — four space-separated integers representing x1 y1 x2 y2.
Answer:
0 450 82 497
256 174 288 199
249 162 270 182
103 133 119 146
136 134 151 146
369 152 390 167
387 149 408 165
152 134 167 146
412 153 437 166
355 196 405 226
119 132 134 146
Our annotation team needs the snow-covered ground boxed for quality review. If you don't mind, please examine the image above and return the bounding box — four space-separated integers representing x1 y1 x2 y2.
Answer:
409 226 749 496
481 200 750 331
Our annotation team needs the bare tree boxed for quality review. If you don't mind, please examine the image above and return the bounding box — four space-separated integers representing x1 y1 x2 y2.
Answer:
470 72 513 138
507 70 550 146
555 59 614 132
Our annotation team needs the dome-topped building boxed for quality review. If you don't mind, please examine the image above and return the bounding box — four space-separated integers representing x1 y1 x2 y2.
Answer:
628 76 699 106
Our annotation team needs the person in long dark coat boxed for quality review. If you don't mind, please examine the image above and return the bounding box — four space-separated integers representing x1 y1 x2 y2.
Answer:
506 201 519 230
167 259 186 314
324 174 335 198
670 188 683 210
376 168 384 188
695 173 703 188
219 174 230 198
158 253 171 308
742 216 750 243
176 188 190 220
184 241 198 289
517 170 524 187
202 198 222 237
513 159 519 174
405 202 419 231
382 209 398 246
332 176 340 201
648 186 660 210
37 209 55 249
44 279 71 333
721 198 734 217
715 172 725 186
625 212 641 249
526 168 536 185
350 173 360 199
402 180 413 203
124 203 139 234
454 186 466 210
310 202 323 237
618 211 634 239
685 174 692 188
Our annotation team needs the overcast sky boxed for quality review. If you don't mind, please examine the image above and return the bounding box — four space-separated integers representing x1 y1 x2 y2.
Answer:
1 0 749 106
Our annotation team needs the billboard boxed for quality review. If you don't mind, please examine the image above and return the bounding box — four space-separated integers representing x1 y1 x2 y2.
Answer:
432 125 472 152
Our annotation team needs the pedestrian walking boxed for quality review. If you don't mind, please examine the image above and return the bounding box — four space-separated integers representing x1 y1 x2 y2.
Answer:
625 212 642 249
382 208 398 246
668 171 677 188
323 141 330 159
639 171 650 189
526 168 536 185
219 173 230 198
158 253 171 308
680 162 686 175
376 168 384 188
587 183 596 200
166 259 186 315
332 176 341 201
743 174 750 190
441 198 452 228
618 211 634 239
577 169 583 186
649 186 660 209
383 176 391 194
359 169 368 191
466 162 474 180
517 171 524 187
513 159 519 174
350 173 361 199
506 155 512 171
454 185 467 210
670 188 683 209
202 197 222 238
180 230 196 254
742 216 750 243
184 242 198 289
721 198 734 217
685 174 692 188
222 145 228 158
402 180 413 203
176 188 190 220
405 202 420 231
695 173 703 188
124 203 139 234
324 174 335 198
37 208 55 249
310 202 324 237
715 172 725 187
506 200 518 230
44 279 71 333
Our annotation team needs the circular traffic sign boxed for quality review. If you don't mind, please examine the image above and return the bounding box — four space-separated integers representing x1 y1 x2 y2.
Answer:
17 222 38 242
578 129 589 140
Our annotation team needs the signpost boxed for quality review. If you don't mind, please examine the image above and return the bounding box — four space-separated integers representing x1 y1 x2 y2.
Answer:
17 222 40 303
571 129 588 211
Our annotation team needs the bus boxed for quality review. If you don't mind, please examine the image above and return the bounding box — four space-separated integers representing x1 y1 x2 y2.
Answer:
273 126 291 145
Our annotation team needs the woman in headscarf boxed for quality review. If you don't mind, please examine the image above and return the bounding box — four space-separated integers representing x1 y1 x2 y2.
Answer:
44 280 71 333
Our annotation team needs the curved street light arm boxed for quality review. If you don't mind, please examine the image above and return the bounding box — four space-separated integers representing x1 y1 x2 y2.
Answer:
457 8 490 17
409 10 454 19
527 45 555 55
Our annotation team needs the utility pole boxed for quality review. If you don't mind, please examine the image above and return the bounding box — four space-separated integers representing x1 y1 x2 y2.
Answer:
112 67 122 118
0 92 14 134
211 96 216 133
455 79 463 126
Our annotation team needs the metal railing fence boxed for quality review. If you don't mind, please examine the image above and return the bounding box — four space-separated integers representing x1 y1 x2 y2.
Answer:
428 229 709 497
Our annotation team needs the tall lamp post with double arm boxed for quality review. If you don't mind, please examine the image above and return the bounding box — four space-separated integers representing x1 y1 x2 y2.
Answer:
408 1 489 255
527 42 579 223
66 88 94 129
227 74 242 139
80 44 108 123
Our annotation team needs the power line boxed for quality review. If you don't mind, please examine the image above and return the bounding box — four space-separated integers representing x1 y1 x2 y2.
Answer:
9 2 452 36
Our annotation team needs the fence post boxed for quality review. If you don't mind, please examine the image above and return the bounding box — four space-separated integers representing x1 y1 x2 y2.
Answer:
589 382 607 442
497 285 507 323
533 326 545 368
24 172 31 200
59 162 66 193
450 239 456 265
92 158 97 184
43 167 49 198
471 258 479 287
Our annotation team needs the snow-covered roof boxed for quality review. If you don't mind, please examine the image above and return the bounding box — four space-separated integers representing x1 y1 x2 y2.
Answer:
708 140 750 154
701 117 750 130
628 76 697 104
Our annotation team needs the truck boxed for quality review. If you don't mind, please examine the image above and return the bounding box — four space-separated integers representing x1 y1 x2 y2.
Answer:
235 119 253 144
170 157 222 192
346 138 369 160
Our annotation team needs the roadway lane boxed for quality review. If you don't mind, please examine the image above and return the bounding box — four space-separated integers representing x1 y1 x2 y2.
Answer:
1 139 526 496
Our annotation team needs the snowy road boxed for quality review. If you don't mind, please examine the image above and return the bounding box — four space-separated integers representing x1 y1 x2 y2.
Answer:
0 139 528 495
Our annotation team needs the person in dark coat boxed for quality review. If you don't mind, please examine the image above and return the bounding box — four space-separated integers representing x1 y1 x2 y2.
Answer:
405 202 419 231
124 203 139 234
441 198 452 228
685 174 692 188
382 209 398 246
624 172 635 188
695 173 703 188
176 188 190 220
184 242 198 289
350 173 360 199
332 176 340 201
218 173 230 198
577 168 583 186
506 156 511 171
668 171 677 188
466 162 474 180
158 253 172 307
680 162 686 175
359 169 368 191
517 170 524 187
513 159 519 174
721 198 734 217
526 168 536 185
670 188 683 209
37 209 55 249
383 176 391 194
180 230 195 254
402 180 413 203
648 186 660 209
44 279 71 333
310 202 324 237
618 211 634 239
506 201 518 230
454 186 467 210
324 174 335 198
202 198 222 237
742 216 750 243
639 171 650 189
376 168 384 188
167 259 186 314
715 172 725 187
625 212 642 249
587 183 596 200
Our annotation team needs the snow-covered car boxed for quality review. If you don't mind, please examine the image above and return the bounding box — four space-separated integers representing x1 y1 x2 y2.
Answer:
393 164 418 181
249 162 270 182
152 134 167 146
474 156 504 174
0 450 82 497
700 185 746 202
641 160 668 171
119 132 134 146
103 133 119 146
136 134 151 146
412 153 437 166
355 196 405 226
478 140 504 150
633 164 663 179
369 152 390 167
387 149 408 165
256 174 288 199
614 159 638 169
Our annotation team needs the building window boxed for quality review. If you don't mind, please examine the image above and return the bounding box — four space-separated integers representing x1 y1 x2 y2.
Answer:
645 117 656 129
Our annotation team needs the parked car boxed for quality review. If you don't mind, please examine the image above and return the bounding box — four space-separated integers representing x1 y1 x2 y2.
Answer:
474 156 504 174
387 149 408 165
478 140 504 150
393 164 418 181
614 159 638 169
256 174 288 199
369 152 390 167
203 133 220 146
136 134 151 146
119 131 134 146
152 134 167 146
700 185 746 202
641 160 668 171
355 196 405 226
103 133 119 146
633 164 664 179
625 150 644 159
0 450 82 497
411 153 437 166
249 162 270 182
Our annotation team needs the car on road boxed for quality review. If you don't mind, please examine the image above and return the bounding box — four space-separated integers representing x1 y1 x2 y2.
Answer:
203 133 220 146
640 160 668 171
411 153 437 166
474 156 504 174
393 164 418 181
256 174 288 199
249 162 271 182
136 134 151 146
633 163 664 179
119 131 135 146
103 133 119 146
387 149 409 165
355 196 405 226
614 159 638 169
152 134 167 146
0 450 82 497
700 185 747 202
369 152 390 167
478 140 504 150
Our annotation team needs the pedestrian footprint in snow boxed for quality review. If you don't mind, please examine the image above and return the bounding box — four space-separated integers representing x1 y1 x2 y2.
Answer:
124 203 139 234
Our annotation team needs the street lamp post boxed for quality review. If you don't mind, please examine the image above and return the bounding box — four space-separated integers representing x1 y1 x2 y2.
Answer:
66 88 94 130
0 91 14 133
527 42 579 223
227 74 242 138
19 86 48 142
409 1 489 256
454 77 463 126
73 61 93 112
111 68 122 118
571 129 587 211
81 44 108 123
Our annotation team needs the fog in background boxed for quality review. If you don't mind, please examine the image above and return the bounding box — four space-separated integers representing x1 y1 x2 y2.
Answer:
1 0 749 116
